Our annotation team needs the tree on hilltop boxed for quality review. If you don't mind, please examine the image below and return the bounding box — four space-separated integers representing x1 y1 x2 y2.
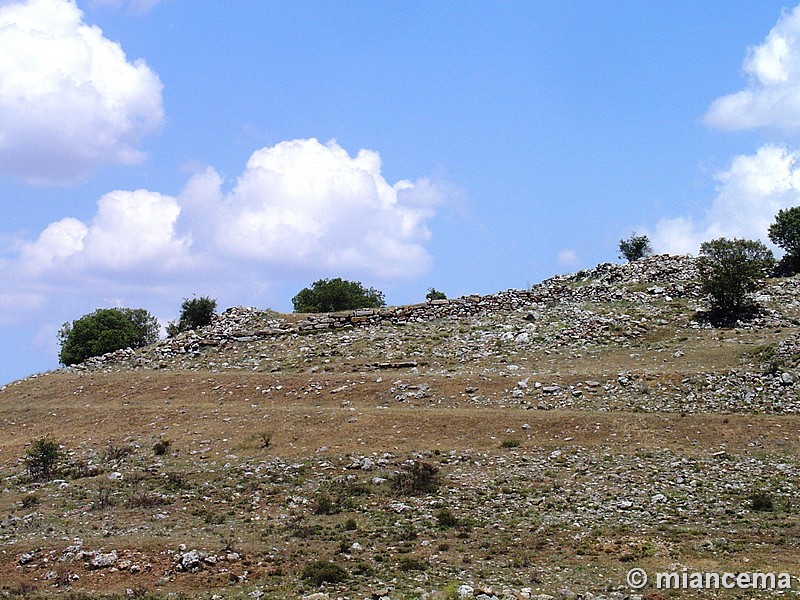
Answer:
167 296 217 337
618 233 653 262
768 206 800 274
292 278 385 313
58 307 158 366
698 238 774 319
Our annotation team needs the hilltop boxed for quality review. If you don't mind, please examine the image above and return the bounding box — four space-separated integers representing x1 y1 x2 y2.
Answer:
1 255 799 599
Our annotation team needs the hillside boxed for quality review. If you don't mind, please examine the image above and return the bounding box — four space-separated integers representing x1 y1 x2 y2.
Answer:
1 255 799 599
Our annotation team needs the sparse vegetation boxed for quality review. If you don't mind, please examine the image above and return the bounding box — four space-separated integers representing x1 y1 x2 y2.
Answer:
5 253 800 597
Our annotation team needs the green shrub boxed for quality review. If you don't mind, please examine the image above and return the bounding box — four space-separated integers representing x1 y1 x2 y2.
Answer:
501 438 521 448
292 278 385 313
167 296 217 336
426 288 447 301
398 556 427 571
435 508 460 529
25 436 62 481
58 307 158 365
392 460 440 495
21 494 39 509
749 491 774 512
312 493 338 515
301 560 349 585
152 439 171 456
618 233 652 262
698 238 774 318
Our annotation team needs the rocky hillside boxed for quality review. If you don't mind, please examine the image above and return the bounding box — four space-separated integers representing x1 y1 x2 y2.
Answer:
1 254 799 599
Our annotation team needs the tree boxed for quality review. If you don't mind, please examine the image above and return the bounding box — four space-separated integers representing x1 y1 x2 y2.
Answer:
119 307 159 348
426 288 447 302
292 278 385 313
167 296 217 336
768 206 800 273
58 307 158 365
698 238 775 317
618 233 653 262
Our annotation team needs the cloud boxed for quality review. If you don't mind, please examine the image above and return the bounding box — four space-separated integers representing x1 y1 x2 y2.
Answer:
0 0 164 184
20 189 190 274
209 138 436 279
652 144 800 254
705 5 800 131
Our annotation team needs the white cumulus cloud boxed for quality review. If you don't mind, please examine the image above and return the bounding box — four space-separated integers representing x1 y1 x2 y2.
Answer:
705 5 800 131
0 0 164 184
20 189 190 274
652 144 800 254
209 138 436 279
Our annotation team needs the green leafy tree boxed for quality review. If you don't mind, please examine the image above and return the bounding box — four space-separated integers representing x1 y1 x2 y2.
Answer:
768 206 800 273
698 238 775 317
167 296 217 336
59 307 157 365
292 278 385 313
618 233 653 262
426 288 447 302
119 307 159 348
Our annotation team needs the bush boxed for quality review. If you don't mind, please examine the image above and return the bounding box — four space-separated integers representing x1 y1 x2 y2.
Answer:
301 560 349 586
167 296 217 336
435 508 460 528
392 460 440 495
152 439 171 456
749 491 774 512
618 233 653 262
426 288 447 302
292 278 385 313
698 238 775 318
768 206 800 274
58 307 158 365
25 436 62 481
312 493 338 515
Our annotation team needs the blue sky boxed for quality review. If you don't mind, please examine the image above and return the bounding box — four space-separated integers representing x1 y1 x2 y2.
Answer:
2 0 800 384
